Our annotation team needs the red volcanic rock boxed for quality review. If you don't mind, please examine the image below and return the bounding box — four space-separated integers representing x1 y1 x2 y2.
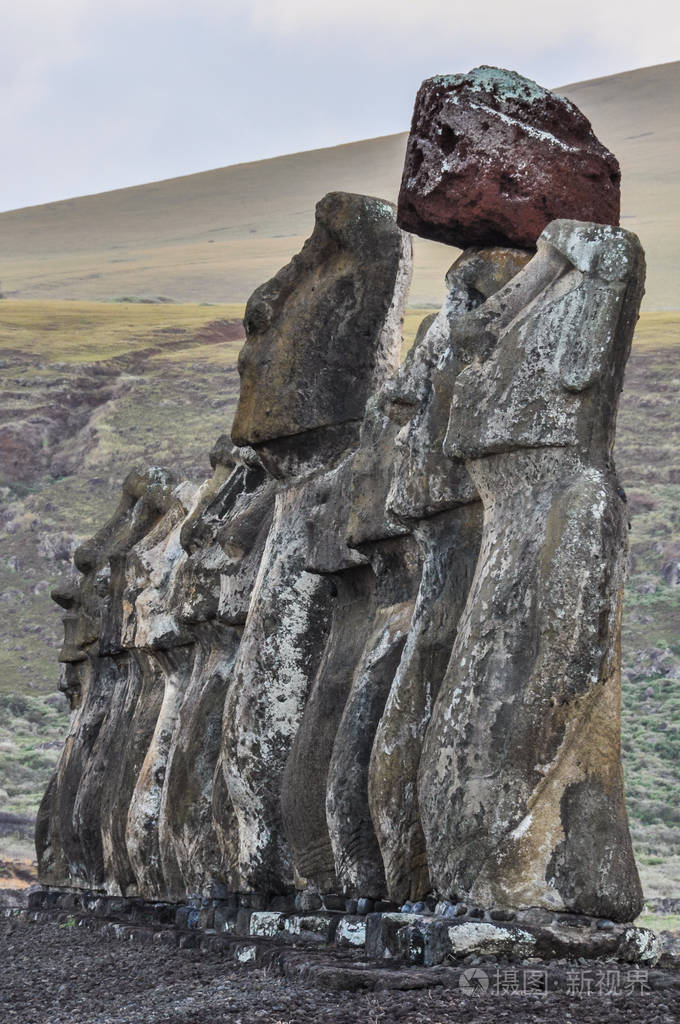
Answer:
397 66 621 249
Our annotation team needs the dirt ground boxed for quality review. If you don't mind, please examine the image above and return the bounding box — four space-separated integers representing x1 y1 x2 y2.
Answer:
2 914 679 1024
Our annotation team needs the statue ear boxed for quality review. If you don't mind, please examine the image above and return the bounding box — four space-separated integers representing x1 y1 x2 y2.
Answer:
556 280 626 392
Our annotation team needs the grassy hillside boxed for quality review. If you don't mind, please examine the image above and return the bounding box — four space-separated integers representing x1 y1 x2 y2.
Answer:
0 62 678 311
1 301 678 900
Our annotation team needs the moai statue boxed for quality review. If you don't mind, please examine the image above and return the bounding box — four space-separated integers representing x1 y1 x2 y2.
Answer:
367 246 530 904
157 441 277 900
36 577 100 887
321 394 423 900
278 453 377 896
419 220 645 922
74 470 179 895
284 247 527 902
220 191 412 894
36 467 178 891
280 406 417 901
119 477 204 897
117 440 277 900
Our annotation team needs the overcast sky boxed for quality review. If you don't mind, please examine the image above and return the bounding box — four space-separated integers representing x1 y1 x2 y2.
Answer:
1 0 678 212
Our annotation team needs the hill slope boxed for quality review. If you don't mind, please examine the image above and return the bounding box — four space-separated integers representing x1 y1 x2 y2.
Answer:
0 62 678 310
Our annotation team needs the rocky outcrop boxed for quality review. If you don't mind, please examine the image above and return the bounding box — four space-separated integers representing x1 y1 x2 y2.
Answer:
397 66 620 248
39 70 645 942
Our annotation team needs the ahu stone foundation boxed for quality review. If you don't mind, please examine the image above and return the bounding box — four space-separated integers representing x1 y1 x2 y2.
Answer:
36 67 653 964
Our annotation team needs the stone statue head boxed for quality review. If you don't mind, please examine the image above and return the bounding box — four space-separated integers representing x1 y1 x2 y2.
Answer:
443 221 645 465
231 191 412 456
385 248 531 522
119 480 199 651
50 466 179 675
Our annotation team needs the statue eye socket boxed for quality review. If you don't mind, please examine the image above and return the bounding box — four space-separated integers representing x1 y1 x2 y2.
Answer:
244 299 272 335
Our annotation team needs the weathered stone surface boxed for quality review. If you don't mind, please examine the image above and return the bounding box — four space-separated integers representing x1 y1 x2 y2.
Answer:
157 632 238 901
326 542 420 899
172 454 276 897
95 652 164 894
159 463 275 899
120 483 199 897
345 395 411 547
220 476 336 893
384 248 530 521
18 887 665 968
279 316 439 902
368 509 481 903
325 404 423 898
220 192 412 894
367 248 526 903
296 402 415 894
38 167 644 954
419 220 646 921
36 467 178 891
280 466 376 893
232 191 412 446
398 66 620 249
335 916 367 948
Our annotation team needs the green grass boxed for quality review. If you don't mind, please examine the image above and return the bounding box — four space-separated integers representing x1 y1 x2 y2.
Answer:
637 913 680 933
612 315 680 877
0 694 67 816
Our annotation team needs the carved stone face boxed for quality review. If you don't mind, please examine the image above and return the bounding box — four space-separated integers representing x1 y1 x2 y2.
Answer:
444 221 645 463
305 456 369 574
172 457 275 628
50 580 99 709
386 315 477 522
70 467 179 657
52 578 99 667
50 468 177 667
120 481 198 651
386 248 530 522
345 396 411 548
231 192 410 449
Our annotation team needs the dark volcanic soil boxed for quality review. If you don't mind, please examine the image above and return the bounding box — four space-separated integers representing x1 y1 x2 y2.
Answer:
2 917 679 1024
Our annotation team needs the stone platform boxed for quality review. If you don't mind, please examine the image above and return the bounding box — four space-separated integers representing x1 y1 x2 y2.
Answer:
14 888 662 973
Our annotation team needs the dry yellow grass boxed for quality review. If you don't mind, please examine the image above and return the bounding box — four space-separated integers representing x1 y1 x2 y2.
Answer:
0 300 244 363
627 311 680 352
1 302 673 371
0 62 676 311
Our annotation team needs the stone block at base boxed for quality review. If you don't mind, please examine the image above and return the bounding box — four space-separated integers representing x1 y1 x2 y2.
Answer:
22 888 662 966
